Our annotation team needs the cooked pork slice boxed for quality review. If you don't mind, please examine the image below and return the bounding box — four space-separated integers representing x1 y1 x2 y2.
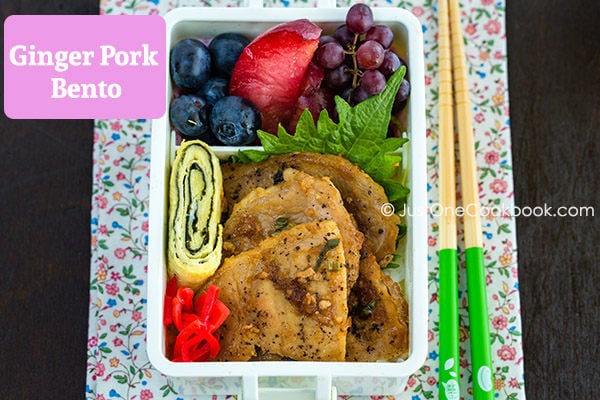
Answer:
205 221 350 361
222 152 400 265
346 253 409 361
223 168 363 289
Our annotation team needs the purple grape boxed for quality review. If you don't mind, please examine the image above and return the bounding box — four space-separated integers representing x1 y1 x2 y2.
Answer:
360 69 387 95
365 25 394 49
334 25 355 50
356 40 385 70
315 41 345 69
325 65 353 89
393 78 411 113
352 86 371 104
338 87 353 107
346 3 374 34
319 35 337 46
379 51 404 77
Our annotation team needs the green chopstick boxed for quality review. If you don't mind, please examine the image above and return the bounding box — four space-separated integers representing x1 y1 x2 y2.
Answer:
437 0 460 399
464 247 494 397
438 250 460 400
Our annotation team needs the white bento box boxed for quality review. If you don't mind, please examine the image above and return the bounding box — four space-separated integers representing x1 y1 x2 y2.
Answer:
148 2 428 399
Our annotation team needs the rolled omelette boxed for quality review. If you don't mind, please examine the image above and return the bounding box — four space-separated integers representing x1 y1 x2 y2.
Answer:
168 140 223 291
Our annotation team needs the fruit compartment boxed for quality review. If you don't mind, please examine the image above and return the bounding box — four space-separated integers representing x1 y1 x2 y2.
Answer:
148 5 427 399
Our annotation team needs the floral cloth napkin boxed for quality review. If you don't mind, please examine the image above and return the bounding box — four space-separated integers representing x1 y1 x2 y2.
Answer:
87 0 525 399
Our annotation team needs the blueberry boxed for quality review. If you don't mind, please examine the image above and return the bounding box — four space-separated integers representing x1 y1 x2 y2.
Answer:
169 94 213 140
199 77 229 106
210 96 261 146
170 38 211 90
208 33 250 77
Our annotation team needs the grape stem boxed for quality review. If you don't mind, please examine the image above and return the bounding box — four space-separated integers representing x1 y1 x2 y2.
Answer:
351 33 360 89
344 32 364 101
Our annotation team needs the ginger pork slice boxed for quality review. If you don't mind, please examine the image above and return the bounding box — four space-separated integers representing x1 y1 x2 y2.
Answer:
346 253 409 361
223 167 363 289
205 220 350 361
221 152 400 266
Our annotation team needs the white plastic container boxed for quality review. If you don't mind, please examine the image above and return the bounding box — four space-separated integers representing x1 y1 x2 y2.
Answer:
148 3 428 399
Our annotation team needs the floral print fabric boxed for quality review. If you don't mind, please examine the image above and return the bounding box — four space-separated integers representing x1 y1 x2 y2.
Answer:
87 1 525 399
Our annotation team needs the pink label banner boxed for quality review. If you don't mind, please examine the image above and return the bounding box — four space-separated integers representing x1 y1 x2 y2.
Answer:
4 15 166 119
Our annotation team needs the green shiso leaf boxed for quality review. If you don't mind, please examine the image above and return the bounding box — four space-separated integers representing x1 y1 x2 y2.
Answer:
235 66 410 210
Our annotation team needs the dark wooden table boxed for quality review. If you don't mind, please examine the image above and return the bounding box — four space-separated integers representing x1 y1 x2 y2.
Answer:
1 0 598 398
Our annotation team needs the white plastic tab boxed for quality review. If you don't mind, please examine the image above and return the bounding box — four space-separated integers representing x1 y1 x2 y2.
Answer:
246 0 263 8
243 375 259 400
316 375 333 400
316 0 337 8
242 375 335 400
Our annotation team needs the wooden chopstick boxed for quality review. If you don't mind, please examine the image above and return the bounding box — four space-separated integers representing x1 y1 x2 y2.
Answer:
438 1 495 399
438 0 457 248
449 0 483 249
